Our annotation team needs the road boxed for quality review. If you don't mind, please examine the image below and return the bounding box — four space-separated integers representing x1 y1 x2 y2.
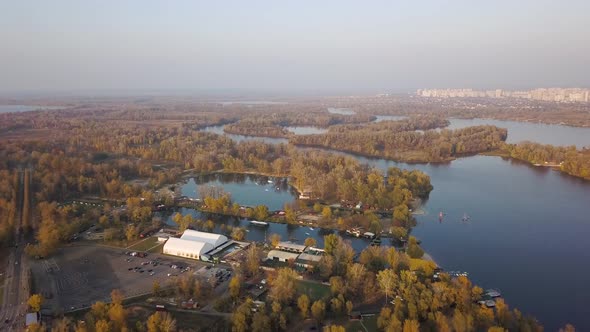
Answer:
0 169 30 331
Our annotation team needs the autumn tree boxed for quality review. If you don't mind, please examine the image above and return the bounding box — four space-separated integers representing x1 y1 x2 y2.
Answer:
269 268 298 304
152 280 161 296
147 312 177 332
27 294 43 312
229 276 241 300
377 269 398 304
297 294 310 318
304 237 316 247
245 244 261 277
269 233 281 248
311 300 326 323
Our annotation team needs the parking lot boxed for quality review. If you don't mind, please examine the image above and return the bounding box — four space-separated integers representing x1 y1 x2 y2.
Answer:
30 245 208 313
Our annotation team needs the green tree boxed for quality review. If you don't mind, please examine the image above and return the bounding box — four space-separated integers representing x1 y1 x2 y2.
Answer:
324 234 339 255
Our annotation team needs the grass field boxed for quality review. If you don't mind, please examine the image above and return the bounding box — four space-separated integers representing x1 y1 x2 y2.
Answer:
148 243 164 253
127 237 160 252
296 280 331 301
345 315 377 332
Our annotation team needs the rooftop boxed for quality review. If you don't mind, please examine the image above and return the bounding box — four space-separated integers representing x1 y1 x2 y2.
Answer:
277 241 307 253
267 250 300 261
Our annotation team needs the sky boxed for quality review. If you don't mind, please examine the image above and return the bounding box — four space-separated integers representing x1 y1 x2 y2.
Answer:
1 0 589 94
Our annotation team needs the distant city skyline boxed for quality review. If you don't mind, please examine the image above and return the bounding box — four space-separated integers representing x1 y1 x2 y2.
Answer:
1 1 589 93
417 87 590 103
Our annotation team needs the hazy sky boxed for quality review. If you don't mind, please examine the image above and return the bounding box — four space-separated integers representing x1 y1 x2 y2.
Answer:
1 0 589 93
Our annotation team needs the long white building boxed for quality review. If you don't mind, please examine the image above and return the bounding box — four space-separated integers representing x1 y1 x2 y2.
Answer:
180 229 228 247
162 230 228 260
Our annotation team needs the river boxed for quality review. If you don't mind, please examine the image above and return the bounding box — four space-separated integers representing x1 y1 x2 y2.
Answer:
195 119 590 330
447 118 590 148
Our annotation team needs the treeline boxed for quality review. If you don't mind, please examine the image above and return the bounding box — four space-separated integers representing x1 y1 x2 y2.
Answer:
222 112 378 138
0 170 17 245
224 118 292 138
326 116 448 133
311 94 590 128
25 289 203 332
291 124 508 163
501 142 590 180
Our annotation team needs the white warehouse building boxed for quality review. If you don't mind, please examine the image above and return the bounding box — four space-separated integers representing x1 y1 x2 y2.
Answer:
180 229 228 247
162 230 228 260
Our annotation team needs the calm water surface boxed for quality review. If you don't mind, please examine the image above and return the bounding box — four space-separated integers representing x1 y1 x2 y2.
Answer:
180 173 296 210
286 126 328 135
327 107 355 115
323 151 590 330
447 118 590 147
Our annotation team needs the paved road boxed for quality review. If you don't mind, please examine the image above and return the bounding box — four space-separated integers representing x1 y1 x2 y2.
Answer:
0 244 28 331
0 169 30 331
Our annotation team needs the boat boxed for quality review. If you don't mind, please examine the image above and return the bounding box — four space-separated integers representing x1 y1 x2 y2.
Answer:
462 213 471 222
249 220 269 226
305 232 310 236
439 211 444 219
309 227 314 231
485 289 501 298
484 300 496 308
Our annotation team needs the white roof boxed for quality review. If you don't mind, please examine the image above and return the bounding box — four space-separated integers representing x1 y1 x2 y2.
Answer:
164 237 214 255
298 252 323 262
25 313 38 326
180 229 228 248
267 250 300 261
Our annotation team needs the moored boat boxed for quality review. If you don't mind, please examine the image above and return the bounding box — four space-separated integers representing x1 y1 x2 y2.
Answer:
249 220 269 226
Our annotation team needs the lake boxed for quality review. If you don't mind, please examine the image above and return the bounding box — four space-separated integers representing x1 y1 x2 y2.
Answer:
0 105 63 113
310 151 590 331
180 173 297 210
197 118 590 329
327 107 355 115
447 118 590 148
